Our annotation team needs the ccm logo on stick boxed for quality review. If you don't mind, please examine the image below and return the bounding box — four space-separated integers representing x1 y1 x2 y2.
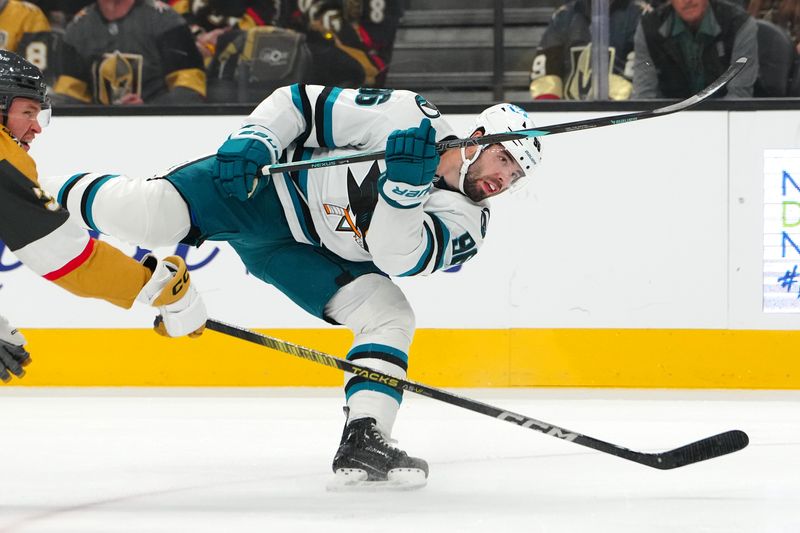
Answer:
497 412 579 441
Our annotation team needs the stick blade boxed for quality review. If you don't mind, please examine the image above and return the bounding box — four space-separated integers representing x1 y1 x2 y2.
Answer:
642 429 750 470
654 57 748 115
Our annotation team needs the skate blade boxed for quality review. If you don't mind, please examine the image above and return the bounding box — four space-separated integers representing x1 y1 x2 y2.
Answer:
326 468 427 492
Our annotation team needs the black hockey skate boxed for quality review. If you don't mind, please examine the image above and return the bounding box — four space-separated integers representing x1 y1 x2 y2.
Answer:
329 417 428 491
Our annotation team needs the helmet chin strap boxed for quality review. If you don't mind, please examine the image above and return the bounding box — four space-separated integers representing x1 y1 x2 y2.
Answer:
458 144 484 194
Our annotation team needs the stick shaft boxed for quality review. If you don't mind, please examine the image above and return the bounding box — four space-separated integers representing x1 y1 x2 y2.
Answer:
263 58 747 176
206 319 748 470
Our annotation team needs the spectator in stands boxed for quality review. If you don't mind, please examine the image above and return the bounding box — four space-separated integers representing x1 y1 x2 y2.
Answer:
530 0 653 100
632 0 759 98
0 0 62 87
197 0 402 92
0 0 50 53
52 0 206 105
286 0 403 87
30 0 93 29
167 0 279 64
748 0 800 51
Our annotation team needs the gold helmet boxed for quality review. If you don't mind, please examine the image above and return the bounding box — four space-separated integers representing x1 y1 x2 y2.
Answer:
95 51 139 104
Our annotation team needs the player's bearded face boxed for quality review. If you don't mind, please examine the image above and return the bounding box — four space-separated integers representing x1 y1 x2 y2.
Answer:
462 146 525 202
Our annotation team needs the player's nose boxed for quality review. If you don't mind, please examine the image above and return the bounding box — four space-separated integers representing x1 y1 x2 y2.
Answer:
497 171 513 189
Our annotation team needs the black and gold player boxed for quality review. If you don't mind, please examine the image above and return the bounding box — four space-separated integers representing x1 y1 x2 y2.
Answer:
0 50 206 382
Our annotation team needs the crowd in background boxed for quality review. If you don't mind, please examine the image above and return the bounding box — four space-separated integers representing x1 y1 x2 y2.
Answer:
0 0 403 104
530 0 800 99
1 0 798 105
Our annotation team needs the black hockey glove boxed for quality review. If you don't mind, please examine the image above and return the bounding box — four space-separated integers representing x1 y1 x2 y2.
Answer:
0 315 31 382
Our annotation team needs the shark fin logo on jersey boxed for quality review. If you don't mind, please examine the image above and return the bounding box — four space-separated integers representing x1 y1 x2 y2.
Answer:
324 162 382 250
415 95 440 118
480 207 490 238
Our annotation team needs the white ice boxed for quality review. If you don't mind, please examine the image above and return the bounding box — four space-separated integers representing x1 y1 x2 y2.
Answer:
0 387 797 533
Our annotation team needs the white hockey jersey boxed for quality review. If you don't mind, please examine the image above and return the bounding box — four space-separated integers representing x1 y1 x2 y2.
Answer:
241 84 490 276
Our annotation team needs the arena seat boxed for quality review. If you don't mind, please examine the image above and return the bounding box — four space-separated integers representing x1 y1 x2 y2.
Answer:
386 0 557 103
754 19 795 97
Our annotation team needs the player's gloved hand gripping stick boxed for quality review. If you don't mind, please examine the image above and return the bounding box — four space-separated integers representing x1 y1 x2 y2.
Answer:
214 124 280 201
380 118 441 208
137 255 207 338
385 118 440 187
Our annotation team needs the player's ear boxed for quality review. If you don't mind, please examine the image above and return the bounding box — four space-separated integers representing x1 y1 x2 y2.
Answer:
470 129 484 138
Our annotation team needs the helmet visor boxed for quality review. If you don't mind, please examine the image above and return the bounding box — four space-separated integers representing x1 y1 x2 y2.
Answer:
6 97 51 128
37 104 51 127
486 144 528 193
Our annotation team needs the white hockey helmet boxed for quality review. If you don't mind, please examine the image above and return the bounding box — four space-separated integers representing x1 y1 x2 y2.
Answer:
458 103 542 195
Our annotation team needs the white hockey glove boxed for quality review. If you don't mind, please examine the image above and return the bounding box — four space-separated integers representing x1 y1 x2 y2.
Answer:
0 314 31 382
136 254 207 338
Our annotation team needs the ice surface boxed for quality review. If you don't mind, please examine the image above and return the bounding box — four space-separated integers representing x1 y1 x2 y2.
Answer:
0 387 797 533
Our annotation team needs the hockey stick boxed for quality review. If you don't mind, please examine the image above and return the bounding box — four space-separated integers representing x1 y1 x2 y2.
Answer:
206 318 749 470
263 57 748 176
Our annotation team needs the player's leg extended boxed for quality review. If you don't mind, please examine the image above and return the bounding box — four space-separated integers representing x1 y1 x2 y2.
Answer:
39 173 190 248
324 274 427 488
236 244 411 437
325 273 412 437
236 243 426 488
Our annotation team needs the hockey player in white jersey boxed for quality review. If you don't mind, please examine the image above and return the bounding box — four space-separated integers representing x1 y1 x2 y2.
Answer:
41 84 542 489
